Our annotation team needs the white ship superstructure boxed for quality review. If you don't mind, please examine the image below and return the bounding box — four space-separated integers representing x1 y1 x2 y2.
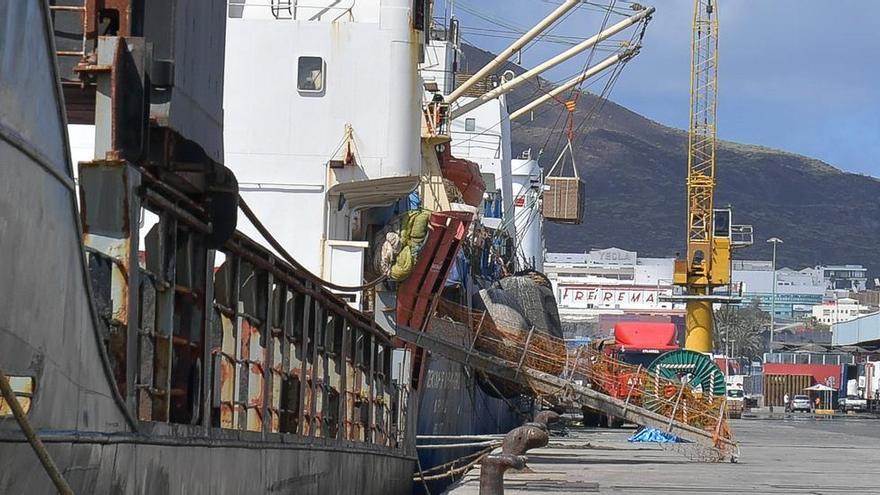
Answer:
511 152 545 271
420 4 654 274
224 0 429 288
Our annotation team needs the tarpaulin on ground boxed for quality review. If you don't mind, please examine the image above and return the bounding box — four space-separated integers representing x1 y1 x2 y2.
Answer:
628 427 682 444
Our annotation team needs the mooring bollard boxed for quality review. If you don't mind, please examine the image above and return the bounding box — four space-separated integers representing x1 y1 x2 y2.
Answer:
479 454 526 495
533 410 561 428
479 423 550 494
502 423 550 455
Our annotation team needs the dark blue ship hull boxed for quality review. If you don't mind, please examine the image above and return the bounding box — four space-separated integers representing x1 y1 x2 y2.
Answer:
414 346 526 493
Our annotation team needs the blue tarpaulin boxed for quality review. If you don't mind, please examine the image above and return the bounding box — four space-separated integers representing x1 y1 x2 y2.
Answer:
628 427 682 444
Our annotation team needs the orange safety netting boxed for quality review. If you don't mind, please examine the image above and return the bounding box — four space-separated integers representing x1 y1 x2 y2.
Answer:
435 299 734 458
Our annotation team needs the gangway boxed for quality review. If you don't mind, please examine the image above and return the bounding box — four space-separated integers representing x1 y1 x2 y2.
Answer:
396 315 738 461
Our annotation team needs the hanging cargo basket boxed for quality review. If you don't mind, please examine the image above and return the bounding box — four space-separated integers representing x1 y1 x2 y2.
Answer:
543 139 584 224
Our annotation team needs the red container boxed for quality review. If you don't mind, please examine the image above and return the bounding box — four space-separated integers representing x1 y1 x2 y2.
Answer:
763 363 842 390
612 322 678 352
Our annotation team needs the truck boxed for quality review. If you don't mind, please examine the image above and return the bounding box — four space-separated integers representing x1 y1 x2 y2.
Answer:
725 375 746 418
581 322 678 427
838 395 867 413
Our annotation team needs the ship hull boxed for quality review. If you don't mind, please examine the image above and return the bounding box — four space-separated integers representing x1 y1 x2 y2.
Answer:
414 319 525 493
0 430 412 494
0 3 415 492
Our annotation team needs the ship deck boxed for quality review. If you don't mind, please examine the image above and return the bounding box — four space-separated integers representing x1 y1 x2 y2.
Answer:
445 417 880 494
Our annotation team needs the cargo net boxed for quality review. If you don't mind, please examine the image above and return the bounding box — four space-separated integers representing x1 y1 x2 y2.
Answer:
435 299 735 461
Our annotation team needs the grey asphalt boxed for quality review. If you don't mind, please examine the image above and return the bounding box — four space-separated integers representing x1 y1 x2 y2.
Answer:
445 418 880 494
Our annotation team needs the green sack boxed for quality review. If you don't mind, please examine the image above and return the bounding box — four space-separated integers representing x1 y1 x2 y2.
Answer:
390 246 414 281
409 210 430 244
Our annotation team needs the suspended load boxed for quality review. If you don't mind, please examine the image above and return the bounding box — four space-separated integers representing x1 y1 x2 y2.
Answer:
543 138 585 224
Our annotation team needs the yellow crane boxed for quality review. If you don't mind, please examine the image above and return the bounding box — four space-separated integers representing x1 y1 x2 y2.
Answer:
673 0 731 354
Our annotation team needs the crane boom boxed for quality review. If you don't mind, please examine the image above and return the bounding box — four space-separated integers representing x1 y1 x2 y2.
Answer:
674 0 731 353
686 0 719 271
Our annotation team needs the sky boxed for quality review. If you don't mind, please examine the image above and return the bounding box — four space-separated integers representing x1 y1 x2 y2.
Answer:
438 0 880 177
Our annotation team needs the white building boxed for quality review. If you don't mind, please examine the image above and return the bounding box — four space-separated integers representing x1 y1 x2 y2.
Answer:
545 248 683 320
812 298 875 325
731 261 826 319
820 265 869 292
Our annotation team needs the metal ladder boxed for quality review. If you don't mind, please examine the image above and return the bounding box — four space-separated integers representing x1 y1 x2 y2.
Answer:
48 1 89 60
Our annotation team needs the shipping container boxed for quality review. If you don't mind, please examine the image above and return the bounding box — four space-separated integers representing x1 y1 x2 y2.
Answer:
763 374 812 407
745 373 763 397
763 363 841 390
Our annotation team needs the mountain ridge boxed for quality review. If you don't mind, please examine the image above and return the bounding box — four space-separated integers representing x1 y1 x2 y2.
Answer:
458 43 880 281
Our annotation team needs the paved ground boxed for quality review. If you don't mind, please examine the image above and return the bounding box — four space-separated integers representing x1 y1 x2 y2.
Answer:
445 417 880 494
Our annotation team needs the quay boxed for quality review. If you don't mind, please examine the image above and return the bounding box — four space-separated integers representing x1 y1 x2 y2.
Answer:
446 418 880 494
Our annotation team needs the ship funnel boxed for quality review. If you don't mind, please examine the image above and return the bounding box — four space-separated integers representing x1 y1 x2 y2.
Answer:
449 6 654 121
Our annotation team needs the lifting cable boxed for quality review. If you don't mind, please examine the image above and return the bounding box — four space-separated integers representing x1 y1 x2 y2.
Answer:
567 10 648 141
237 196 387 292
545 0 617 157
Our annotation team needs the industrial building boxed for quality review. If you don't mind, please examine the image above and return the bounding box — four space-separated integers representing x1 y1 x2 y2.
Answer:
730 261 825 318
545 248 684 337
821 265 869 292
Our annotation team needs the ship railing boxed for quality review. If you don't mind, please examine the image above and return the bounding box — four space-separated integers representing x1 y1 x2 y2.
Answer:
450 132 503 160
422 98 451 142
78 163 408 452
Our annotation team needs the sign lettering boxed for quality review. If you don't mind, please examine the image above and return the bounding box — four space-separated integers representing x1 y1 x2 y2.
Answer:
560 286 672 310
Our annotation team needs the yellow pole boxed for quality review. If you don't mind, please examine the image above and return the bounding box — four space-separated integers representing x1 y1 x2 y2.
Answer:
685 294 713 353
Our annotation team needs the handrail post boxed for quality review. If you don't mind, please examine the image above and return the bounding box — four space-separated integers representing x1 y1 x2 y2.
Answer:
623 365 642 416
465 311 487 366
514 326 536 379
666 383 687 432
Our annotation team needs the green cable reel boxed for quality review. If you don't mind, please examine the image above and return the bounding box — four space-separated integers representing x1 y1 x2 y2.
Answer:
644 349 726 412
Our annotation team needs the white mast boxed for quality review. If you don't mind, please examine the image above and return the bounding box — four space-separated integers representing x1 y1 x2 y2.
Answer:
449 6 654 120
447 0 581 104
508 47 639 121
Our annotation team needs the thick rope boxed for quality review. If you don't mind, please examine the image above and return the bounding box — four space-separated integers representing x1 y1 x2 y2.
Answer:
0 369 74 495
238 196 387 291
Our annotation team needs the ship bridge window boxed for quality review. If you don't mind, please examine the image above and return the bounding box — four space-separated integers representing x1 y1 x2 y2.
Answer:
465 118 476 132
297 56 325 93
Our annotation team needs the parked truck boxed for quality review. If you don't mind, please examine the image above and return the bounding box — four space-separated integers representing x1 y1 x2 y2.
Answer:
838 394 867 413
725 375 746 419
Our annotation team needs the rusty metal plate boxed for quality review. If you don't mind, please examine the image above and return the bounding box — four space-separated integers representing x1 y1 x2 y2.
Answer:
0 376 34 416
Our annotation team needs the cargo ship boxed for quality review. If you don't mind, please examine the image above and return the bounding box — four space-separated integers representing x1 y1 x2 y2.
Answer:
0 1 414 493
0 1 650 493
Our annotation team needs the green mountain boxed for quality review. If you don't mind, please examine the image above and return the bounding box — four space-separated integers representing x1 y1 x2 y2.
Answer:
459 44 880 281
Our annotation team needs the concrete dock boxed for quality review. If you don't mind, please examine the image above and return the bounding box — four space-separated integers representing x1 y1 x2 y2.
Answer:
445 418 880 494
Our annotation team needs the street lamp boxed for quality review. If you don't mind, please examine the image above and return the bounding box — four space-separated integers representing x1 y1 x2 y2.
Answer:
767 237 784 344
